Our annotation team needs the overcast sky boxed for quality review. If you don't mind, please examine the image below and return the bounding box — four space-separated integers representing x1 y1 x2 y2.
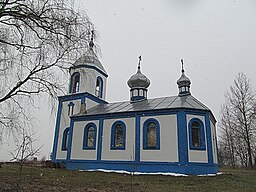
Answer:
1 0 256 161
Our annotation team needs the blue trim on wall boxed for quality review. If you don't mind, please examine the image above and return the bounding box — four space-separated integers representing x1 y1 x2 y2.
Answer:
61 127 70 151
83 123 97 150
67 119 74 160
70 64 108 78
177 111 188 164
52 101 63 161
188 118 206 150
110 120 126 150
135 116 140 162
97 119 104 161
143 118 160 150
66 160 219 175
58 92 107 104
205 113 214 164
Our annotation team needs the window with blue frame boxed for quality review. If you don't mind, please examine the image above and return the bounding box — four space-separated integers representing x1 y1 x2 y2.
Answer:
143 118 160 149
61 127 70 151
111 121 126 150
68 102 75 116
83 123 97 149
95 76 103 98
189 118 206 150
70 72 80 93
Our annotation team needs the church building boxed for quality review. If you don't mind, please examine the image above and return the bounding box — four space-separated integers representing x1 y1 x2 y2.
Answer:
52 33 218 175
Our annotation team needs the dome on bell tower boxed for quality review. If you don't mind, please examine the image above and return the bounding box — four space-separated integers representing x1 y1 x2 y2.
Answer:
177 59 191 96
127 56 150 102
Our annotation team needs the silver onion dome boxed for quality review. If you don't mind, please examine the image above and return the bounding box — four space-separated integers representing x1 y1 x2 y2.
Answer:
127 56 150 89
177 59 191 96
177 70 191 88
127 68 150 89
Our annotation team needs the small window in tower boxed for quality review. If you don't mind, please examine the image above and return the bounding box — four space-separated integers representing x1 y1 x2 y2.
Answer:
181 87 185 92
95 77 103 98
70 72 80 93
133 89 138 96
139 89 143 96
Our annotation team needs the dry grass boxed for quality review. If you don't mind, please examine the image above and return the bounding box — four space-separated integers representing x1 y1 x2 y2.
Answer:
0 164 256 192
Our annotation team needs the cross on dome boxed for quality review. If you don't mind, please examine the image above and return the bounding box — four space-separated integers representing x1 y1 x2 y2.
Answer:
177 59 191 96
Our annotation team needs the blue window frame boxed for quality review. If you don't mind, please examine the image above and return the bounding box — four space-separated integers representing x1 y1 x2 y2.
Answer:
143 118 160 150
111 121 126 150
69 72 80 93
68 102 75 116
95 76 103 98
189 118 206 150
83 123 97 150
61 127 70 151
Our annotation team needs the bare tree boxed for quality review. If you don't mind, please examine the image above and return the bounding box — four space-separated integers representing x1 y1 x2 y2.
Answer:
0 0 94 141
10 127 42 191
219 73 256 168
219 105 236 168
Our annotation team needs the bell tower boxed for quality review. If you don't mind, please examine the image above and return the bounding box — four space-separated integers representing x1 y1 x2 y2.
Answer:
69 30 108 100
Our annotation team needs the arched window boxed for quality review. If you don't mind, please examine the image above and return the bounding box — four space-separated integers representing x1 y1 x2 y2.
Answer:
83 123 97 150
61 127 70 151
95 76 103 98
143 118 160 149
189 118 206 150
70 72 80 93
68 102 75 116
111 121 126 150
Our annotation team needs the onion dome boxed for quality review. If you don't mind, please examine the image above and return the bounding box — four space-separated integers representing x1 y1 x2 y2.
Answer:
70 30 107 75
127 56 150 102
177 59 191 96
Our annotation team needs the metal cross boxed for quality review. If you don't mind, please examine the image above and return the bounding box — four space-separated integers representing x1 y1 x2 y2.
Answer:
181 59 184 72
138 55 142 69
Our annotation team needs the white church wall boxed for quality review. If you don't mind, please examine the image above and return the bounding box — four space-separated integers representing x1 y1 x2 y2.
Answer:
140 114 178 162
101 118 135 161
187 114 208 163
55 99 81 160
70 120 99 160
211 120 218 164
56 101 71 160
79 68 97 95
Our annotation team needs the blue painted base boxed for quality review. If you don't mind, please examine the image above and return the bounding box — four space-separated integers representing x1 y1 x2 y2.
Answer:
65 160 219 175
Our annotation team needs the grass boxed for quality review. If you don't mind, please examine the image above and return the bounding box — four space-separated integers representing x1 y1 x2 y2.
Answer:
0 164 256 192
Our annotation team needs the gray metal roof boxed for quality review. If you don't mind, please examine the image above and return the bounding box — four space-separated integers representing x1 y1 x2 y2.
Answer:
72 48 107 75
75 94 211 117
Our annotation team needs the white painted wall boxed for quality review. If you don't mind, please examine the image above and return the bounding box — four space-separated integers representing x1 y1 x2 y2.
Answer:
56 102 70 159
140 115 178 162
55 99 80 160
70 120 99 160
101 118 135 161
70 67 107 100
211 120 218 164
187 114 208 163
